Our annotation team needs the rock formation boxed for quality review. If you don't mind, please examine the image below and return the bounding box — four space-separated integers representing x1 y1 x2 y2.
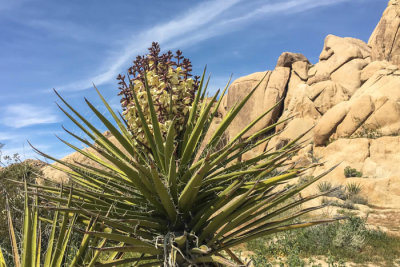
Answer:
214 0 400 233
369 0 400 66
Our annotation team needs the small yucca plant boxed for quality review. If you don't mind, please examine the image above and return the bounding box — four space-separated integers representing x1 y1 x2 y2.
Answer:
345 182 362 196
4 43 339 266
317 181 333 193
0 183 101 267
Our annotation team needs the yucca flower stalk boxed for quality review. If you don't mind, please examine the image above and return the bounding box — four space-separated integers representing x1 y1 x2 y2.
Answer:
8 43 339 266
118 42 200 147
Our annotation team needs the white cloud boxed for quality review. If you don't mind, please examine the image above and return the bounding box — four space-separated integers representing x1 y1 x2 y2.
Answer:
1 104 60 128
58 0 242 91
59 0 354 92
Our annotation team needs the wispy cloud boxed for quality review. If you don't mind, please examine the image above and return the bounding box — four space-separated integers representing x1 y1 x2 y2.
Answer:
222 0 350 24
1 104 60 128
58 0 242 91
58 0 354 92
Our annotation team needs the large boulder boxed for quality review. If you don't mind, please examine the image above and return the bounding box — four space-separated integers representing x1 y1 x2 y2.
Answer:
335 95 375 138
275 52 309 68
308 35 371 88
223 52 309 140
369 0 400 67
310 81 350 114
314 101 349 145
224 71 272 140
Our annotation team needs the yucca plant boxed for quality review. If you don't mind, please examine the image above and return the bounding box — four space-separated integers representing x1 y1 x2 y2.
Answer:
317 181 333 193
0 182 105 267
13 43 339 266
345 182 362 196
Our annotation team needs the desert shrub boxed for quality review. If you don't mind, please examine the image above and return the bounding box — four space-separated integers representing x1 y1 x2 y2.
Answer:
344 166 362 178
0 153 42 264
326 185 347 200
298 175 313 185
346 182 362 196
347 194 368 205
332 217 367 251
317 181 332 192
247 216 398 265
321 182 367 209
321 198 357 210
351 123 382 139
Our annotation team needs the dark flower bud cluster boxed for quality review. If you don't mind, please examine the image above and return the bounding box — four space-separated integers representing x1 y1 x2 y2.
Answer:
117 42 200 145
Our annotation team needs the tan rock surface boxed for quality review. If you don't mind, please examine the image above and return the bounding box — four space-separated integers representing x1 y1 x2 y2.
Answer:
305 137 400 210
225 71 272 140
308 35 371 86
369 0 400 66
311 81 349 114
314 101 349 145
360 60 390 83
292 61 309 81
335 95 375 138
330 58 368 93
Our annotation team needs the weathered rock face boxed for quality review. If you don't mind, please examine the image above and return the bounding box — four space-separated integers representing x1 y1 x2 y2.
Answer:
211 0 400 214
369 0 400 67
223 52 309 140
304 137 400 209
314 63 400 145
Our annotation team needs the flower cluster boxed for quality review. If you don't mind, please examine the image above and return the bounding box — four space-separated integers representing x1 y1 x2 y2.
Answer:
117 42 200 145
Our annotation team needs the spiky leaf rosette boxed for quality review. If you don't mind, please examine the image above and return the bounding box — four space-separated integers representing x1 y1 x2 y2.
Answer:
29 44 338 266
1 183 104 267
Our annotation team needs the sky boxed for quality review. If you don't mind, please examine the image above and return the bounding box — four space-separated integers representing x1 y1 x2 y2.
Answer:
0 0 388 162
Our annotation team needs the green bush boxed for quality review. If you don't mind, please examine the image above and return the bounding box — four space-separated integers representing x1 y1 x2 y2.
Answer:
351 123 382 139
327 186 347 200
345 182 362 196
347 194 368 205
321 198 357 210
344 166 362 178
332 217 367 251
321 182 368 209
317 181 332 193
0 153 42 264
247 216 400 265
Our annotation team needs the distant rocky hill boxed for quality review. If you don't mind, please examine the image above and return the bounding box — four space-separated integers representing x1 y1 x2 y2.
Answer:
42 0 400 234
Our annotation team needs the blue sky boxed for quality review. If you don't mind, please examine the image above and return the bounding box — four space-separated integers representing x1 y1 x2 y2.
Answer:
0 0 388 161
